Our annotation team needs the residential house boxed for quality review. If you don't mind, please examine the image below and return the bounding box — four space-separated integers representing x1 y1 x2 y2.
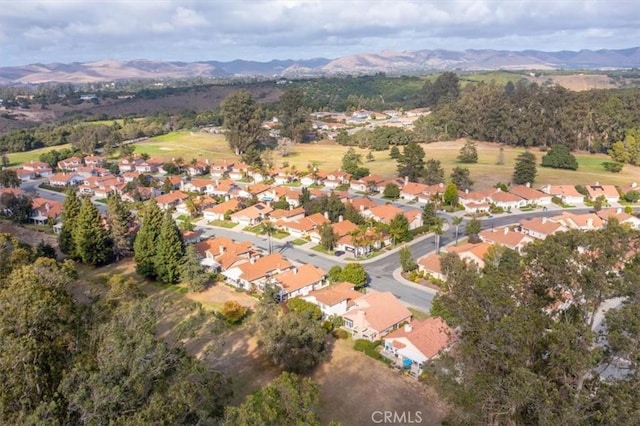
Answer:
446 242 492 270
540 185 584 205
479 227 534 253
186 159 209 177
416 183 446 204
509 184 553 206
135 159 162 173
377 177 406 194
309 219 358 245
487 189 527 210
347 197 379 213
364 204 423 230
342 291 412 341
350 175 385 193
118 157 144 172
205 179 237 198
417 252 446 281
303 282 364 318
324 170 351 189
382 318 454 372
181 229 203 244
30 197 63 225
275 212 328 238
195 237 254 271
155 190 190 210
83 155 106 167
230 203 273 227
224 252 293 290
122 186 161 202
203 199 240 222
270 207 306 223
48 173 83 187
551 212 604 231
181 178 212 193
585 183 620 204
14 168 36 181
209 160 234 179
22 160 53 177
274 263 327 301
519 217 568 240
597 208 640 230
400 181 429 201
228 162 250 181
57 156 82 172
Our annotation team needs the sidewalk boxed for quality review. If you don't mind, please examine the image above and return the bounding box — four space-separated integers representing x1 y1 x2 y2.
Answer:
392 267 439 296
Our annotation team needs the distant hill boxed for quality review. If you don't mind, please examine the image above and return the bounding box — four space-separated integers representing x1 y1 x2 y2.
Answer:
1 47 639 84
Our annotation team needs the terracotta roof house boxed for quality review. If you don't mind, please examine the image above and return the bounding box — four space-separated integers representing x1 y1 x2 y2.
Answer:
324 170 352 189
400 182 429 201
519 217 568 240
0 188 25 197
382 317 454 370
210 160 234 178
302 282 363 318
417 252 445 281
48 173 83 187
30 197 63 224
342 291 412 341
365 204 423 230
228 162 251 181
15 168 36 181
416 183 446 204
597 208 640 230
348 197 379 213
274 263 327 300
585 183 620 204
118 157 144 172
224 252 293 290
309 219 358 244
269 207 306 223
22 161 53 176
377 177 406 193
487 189 526 210
230 203 273 227
509 185 553 205
551 212 604 230
203 199 240 222
57 156 82 172
540 185 583 205
350 175 385 193
181 178 212 193
446 242 492 270
186 160 210 177
83 155 106 166
276 212 329 238
122 186 161 202
619 182 638 196
479 227 534 252
205 179 237 197
135 159 162 173
195 237 254 271
155 190 190 210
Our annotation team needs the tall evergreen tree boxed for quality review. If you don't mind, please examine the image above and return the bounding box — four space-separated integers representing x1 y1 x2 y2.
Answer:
180 245 208 292
450 167 473 191
397 141 426 182
278 88 309 143
221 90 263 155
74 197 112 266
512 150 537 184
133 200 163 278
155 210 185 284
106 194 132 261
423 158 445 184
59 188 81 256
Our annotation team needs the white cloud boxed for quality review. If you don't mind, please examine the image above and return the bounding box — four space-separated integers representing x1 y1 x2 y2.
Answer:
0 0 638 65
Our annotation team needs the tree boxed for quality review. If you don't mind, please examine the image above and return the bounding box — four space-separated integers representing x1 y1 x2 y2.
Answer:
133 200 163 278
465 216 482 243
443 182 459 206
154 210 185 284
608 140 630 164
0 192 32 223
180 245 208 292
399 246 418 272
59 188 81 256
512 150 537 185
106 193 132 261
278 88 309 143
452 216 464 245
422 71 460 108
541 144 579 170
287 298 322 320
319 223 338 252
327 265 343 283
422 201 438 227
0 258 77 421
221 90 263 155
450 167 473 191
223 372 322 426
457 140 478 163
255 303 328 373
341 147 363 175
396 141 426 182
431 218 445 253
389 145 400 159
389 213 411 245
383 182 400 199
261 220 277 255
74 196 113 265
0 169 20 188
423 158 445 184
340 263 368 289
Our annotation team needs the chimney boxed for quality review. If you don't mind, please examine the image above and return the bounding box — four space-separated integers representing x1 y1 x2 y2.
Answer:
632 182 638 188
587 218 593 228
595 182 600 186
465 189 469 194
219 245 225 255
205 158 209 165
250 256 255 264
289 204 293 211
338 215 343 222
360 205 365 212
504 227 509 235
542 217 547 224
324 211 329 219
404 176 409 185
293 267 298 275
404 323 412 333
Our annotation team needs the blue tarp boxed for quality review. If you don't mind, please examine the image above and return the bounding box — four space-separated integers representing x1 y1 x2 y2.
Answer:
402 358 413 368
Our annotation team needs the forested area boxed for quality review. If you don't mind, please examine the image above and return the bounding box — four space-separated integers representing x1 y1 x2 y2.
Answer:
428 222 640 424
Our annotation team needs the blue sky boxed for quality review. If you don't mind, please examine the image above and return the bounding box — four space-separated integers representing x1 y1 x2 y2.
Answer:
1 0 639 66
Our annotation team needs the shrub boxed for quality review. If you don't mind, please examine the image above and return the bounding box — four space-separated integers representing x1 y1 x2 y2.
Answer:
623 190 640 203
603 161 624 173
221 300 248 324
333 329 349 339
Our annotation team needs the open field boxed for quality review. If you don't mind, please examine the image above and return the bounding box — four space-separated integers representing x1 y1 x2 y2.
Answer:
133 132 639 190
7 143 72 166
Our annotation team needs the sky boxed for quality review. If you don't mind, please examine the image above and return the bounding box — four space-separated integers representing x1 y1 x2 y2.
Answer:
1 0 639 67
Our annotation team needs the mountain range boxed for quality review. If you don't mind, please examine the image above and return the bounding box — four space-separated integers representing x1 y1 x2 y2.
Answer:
2 47 639 84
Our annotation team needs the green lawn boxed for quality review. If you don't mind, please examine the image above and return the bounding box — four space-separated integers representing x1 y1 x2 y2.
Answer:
408 307 430 320
291 238 308 246
209 220 237 229
7 144 72 167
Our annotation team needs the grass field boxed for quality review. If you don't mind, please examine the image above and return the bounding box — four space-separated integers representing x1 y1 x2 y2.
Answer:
7 143 72 167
